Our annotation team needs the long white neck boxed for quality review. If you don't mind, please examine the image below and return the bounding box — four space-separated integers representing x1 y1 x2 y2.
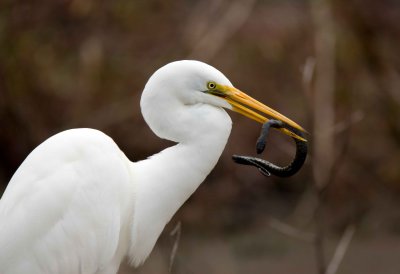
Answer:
127 106 231 266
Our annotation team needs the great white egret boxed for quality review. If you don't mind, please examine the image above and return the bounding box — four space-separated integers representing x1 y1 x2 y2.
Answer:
0 60 305 274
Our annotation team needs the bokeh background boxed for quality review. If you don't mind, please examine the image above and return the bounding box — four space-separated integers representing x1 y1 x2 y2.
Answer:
1 0 400 273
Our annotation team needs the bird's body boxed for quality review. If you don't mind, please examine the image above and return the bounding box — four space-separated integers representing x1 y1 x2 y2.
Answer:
0 60 305 274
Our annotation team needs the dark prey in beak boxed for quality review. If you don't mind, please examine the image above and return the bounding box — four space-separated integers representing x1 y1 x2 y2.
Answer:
232 120 308 177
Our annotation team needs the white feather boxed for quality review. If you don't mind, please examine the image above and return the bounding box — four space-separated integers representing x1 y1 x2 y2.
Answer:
0 129 133 274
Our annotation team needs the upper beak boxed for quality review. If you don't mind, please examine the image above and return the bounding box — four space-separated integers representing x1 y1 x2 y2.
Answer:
211 85 307 141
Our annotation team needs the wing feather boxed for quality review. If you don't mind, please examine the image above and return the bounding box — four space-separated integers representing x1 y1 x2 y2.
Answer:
0 129 133 274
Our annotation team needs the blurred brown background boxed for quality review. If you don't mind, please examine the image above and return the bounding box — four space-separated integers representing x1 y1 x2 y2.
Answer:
1 0 400 273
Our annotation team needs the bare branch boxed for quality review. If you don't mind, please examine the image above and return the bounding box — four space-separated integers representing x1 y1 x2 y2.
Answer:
301 56 316 98
169 221 182 274
311 0 336 190
309 0 337 273
325 225 356 274
267 218 315 243
317 111 364 138
187 0 258 62
182 0 226 47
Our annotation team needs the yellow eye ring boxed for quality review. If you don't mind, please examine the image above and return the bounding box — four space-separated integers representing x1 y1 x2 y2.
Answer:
207 81 217 90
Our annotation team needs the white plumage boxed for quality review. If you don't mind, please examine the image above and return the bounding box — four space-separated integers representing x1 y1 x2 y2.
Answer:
0 60 304 274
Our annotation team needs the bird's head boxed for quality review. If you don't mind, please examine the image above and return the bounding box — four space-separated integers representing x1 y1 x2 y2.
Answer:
141 60 306 142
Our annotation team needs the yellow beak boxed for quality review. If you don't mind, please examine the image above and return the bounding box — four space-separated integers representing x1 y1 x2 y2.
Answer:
210 85 307 141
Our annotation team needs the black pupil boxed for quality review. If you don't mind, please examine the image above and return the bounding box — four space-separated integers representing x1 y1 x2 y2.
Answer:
210 83 215 88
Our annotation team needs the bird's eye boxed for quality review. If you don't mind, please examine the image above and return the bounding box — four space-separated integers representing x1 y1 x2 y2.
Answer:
207 82 217 90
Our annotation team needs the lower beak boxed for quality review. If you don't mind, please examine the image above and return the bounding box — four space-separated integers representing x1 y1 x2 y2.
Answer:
220 86 307 141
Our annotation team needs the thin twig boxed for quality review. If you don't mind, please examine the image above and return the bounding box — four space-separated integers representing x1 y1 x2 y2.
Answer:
301 56 316 98
182 0 225 47
169 221 182 274
267 217 315 243
325 225 356 274
316 111 364 138
187 0 257 62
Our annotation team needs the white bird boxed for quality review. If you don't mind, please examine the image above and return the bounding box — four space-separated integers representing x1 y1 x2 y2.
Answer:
0 60 305 274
